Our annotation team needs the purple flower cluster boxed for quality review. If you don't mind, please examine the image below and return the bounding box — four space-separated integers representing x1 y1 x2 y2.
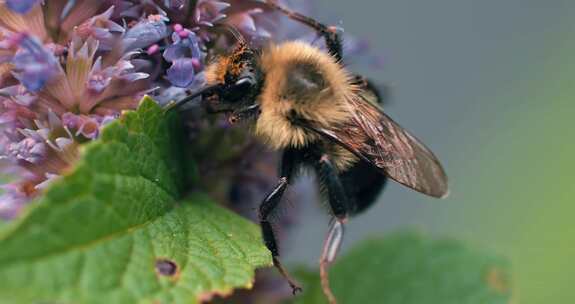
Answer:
0 0 294 219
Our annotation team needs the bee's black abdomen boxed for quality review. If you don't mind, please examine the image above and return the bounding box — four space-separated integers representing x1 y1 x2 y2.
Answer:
339 160 388 215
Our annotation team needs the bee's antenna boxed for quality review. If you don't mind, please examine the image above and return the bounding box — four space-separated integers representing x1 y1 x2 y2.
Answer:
165 84 222 112
213 23 248 47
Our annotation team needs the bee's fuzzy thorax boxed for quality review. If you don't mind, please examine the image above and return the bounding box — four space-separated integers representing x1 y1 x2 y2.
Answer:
255 41 357 150
203 40 360 171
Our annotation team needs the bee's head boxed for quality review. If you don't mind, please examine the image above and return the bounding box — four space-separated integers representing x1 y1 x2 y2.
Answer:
204 43 264 111
170 27 264 117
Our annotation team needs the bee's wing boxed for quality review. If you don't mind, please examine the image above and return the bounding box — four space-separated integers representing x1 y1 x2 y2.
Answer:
302 91 448 198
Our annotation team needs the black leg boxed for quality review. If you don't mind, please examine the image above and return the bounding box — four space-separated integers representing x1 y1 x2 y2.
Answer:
316 155 350 220
315 155 351 304
165 84 222 112
258 149 302 294
260 0 344 62
259 177 288 257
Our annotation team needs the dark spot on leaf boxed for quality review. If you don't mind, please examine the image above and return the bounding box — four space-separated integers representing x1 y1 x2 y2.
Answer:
155 258 178 277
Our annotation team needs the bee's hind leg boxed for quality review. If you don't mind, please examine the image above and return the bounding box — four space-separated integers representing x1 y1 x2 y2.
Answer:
320 219 345 304
315 155 352 304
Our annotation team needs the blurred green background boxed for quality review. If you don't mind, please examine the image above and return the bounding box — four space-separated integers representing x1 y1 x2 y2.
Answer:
286 1 575 303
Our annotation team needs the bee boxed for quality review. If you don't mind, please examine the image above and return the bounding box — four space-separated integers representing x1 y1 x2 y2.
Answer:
172 1 448 302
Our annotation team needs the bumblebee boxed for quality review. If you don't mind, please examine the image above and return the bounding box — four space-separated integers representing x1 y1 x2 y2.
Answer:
173 1 448 302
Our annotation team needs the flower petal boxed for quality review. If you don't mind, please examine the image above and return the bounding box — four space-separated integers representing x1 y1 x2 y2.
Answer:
5 0 39 14
0 2 48 39
74 6 125 51
66 38 99 100
166 58 195 88
121 72 149 82
124 15 169 49
34 173 59 190
11 35 59 92
163 31 201 62
7 137 46 163
0 185 26 219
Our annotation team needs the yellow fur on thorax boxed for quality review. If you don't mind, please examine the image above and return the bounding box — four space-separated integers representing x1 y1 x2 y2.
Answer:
256 41 355 147
204 41 360 171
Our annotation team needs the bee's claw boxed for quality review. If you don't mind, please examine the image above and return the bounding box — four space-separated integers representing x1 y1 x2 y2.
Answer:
291 284 303 295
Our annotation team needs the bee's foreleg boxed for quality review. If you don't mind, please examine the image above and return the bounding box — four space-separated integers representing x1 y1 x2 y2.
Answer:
258 149 302 294
315 155 351 304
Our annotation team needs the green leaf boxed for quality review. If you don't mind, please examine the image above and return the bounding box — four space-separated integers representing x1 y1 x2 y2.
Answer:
0 97 271 303
294 233 513 304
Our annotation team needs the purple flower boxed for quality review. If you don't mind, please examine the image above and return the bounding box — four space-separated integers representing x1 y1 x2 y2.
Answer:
0 86 37 124
35 37 150 114
74 6 125 51
7 137 45 164
5 0 39 15
124 14 169 50
167 58 197 88
13 111 75 161
86 55 148 94
163 30 201 62
163 28 202 87
86 58 114 94
0 2 166 214
11 34 59 92
0 184 27 219
62 113 112 139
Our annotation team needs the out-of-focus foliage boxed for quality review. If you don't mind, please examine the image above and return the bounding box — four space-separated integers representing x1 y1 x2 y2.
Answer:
293 233 513 304
0 98 271 303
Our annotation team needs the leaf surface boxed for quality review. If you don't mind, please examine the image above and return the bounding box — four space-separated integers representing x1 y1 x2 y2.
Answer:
294 233 513 304
0 97 271 304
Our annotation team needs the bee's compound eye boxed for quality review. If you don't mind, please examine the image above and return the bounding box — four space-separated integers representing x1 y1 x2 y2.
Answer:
225 77 254 103
235 77 255 89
